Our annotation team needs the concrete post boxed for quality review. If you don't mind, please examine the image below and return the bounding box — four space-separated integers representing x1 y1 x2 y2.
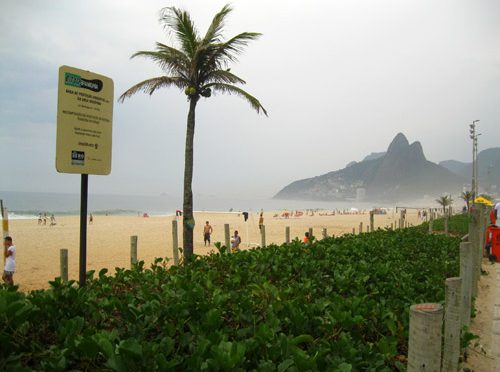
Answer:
60 249 68 282
172 220 179 265
130 235 138 267
359 222 363 234
369 210 374 232
477 204 486 258
429 218 433 234
408 303 444 372
261 225 266 247
285 226 290 244
460 242 473 328
322 228 327 239
224 224 231 253
442 277 462 372
469 207 480 297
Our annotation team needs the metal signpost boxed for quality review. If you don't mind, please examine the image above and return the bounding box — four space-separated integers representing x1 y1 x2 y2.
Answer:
56 66 114 286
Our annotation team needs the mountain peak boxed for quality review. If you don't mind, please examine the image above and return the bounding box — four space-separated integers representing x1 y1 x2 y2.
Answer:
387 133 409 153
409 141 426 162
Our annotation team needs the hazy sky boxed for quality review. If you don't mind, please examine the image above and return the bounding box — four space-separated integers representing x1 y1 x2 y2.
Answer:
1 0 499 198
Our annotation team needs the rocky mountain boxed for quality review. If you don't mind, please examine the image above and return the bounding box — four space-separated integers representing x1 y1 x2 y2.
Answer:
274 133 465 202
362 152 386 162
440 148 500 188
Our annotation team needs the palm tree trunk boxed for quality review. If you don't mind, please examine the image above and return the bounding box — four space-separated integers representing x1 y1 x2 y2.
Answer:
182 97 198 260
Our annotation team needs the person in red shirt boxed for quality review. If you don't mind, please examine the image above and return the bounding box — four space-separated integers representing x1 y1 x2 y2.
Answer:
303 232 310 243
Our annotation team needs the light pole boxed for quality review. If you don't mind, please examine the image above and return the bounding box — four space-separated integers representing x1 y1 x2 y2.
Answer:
469 120 480 198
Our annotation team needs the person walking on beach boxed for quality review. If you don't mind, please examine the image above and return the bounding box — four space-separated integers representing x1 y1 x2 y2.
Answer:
2 236 16 286
231 230 241 252
258 212 264 230
43 213 47 225
89 213 93 224
38 213 42 225
203 221 213 246
50 214 56 226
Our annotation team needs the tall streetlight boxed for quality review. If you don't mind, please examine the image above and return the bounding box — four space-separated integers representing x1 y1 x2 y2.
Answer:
469 120 480 198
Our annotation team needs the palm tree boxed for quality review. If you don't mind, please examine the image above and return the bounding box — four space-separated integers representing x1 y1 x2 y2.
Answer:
460 190 473 211
436 195 453 215
119 5 267 260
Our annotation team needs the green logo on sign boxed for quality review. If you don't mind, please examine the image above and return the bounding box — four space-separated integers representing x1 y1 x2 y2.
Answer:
64 72 103 92
65 72 81 87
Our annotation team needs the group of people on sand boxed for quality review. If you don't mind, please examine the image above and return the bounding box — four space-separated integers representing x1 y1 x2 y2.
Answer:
38 212 57 226
203 221 242 252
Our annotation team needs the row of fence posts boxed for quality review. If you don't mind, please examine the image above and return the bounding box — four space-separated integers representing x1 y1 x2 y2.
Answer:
58 206 456 279
58 210 387 279
407 203 490 371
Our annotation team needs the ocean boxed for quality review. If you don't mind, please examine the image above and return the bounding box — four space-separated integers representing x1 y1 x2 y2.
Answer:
0 191 379 219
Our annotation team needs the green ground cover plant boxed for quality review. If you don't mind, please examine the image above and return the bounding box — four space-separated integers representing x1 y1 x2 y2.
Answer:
418 213 470 236
0 229 460 371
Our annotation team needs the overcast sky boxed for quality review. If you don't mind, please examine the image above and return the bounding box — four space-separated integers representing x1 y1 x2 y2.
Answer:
1 0 499 198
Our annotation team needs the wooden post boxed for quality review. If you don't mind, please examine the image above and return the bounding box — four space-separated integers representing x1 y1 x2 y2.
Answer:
1 205 9 266
369 210 374 232
224 224 231 253
130 235 138 267
322 228 327 239
359 222 363 234
408 303 443 372
60 249 68 282
1 205 8 238
390 222 393 230
444 210 449 235
428 218 433 234
285 226 290 244
261 225 266 247
308 227 313 239
366 225 370 233
352 227 355 234
172 220 179 265
460 242 473 328
400 210 404 230
442 277 462 372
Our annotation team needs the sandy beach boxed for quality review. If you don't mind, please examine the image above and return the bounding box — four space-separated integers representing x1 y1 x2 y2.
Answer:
6 209 422 291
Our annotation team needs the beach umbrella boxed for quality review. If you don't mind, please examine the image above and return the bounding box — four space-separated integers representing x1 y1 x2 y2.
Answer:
474 196 494 206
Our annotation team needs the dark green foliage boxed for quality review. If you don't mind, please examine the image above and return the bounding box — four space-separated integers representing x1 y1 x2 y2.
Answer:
418 214 470 236
0 229 459 371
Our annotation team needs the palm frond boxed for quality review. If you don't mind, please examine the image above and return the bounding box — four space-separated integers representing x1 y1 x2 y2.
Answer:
202 4 232 45
160 6 199 58
210 32 262 65
131 48 189 80
205 83 267 115
119 76 188 102
204 70 246 85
